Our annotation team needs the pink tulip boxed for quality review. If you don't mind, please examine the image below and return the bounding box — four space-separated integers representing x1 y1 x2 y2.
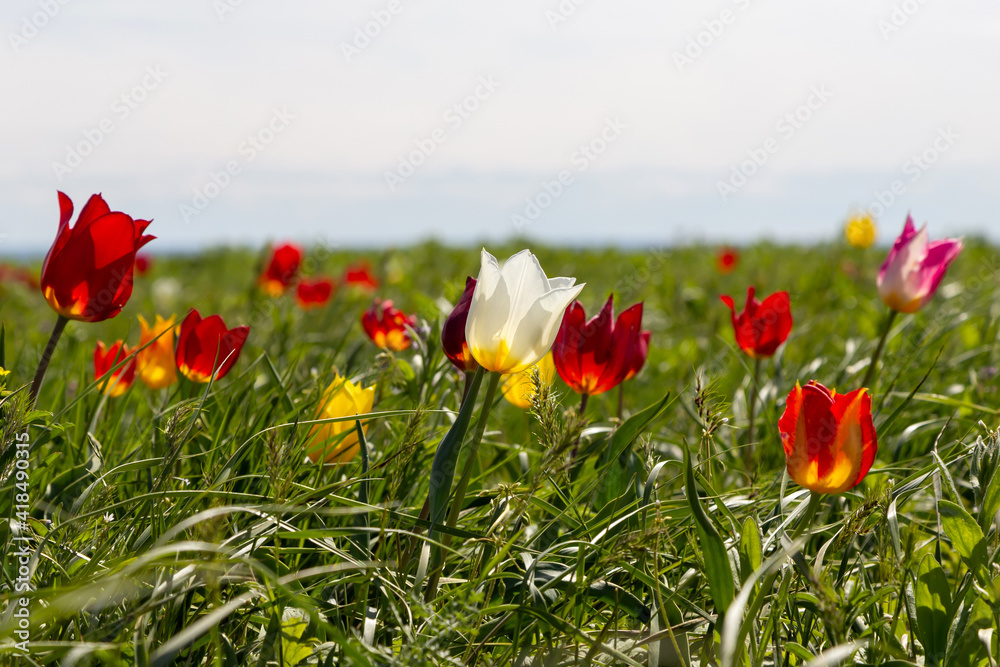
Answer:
877 215 963 313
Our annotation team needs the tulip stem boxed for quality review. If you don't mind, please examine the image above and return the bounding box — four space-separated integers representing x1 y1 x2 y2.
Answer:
446 371 502 531
28 315 69 407
617 384 624 421
578 392 589 416
744 357 763 473
861 309 898 391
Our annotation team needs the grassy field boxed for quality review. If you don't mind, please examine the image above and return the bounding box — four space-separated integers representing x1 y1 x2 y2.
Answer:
2 238 1000 666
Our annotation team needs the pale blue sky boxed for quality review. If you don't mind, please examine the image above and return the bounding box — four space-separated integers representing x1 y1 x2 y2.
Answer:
2 1 999 252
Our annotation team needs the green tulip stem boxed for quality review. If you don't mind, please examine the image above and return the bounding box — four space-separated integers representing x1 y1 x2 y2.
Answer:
28 315 69 407
861 309 898 391
446 370 502 531
744 356 763 473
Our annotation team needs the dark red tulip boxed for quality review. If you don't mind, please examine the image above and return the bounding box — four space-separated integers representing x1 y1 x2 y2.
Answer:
40 192 153 322
259 242 303 296
720 287 792 358
361 299 415 351
135 254 151 275
442 276 478 372
623 330 651 381
175 309 250 383
344 261 379 290
552 294 645 396
716 247 739 274
93 340 137 397
296 277 335 309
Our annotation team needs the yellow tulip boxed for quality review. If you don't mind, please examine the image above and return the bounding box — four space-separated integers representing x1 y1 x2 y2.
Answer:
501 352 555 410
307 374 376 464
137 315 178 390
845 213 876 249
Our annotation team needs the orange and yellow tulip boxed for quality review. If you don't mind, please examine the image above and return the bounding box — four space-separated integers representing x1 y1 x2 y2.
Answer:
137 315 178 390
306 374 375 464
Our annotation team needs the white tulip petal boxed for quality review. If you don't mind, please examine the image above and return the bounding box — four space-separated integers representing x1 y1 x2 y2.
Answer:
502 283 585 374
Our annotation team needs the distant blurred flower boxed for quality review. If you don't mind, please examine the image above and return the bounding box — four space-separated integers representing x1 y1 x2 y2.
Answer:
720 287 792 358
362 299 415 351
135 254 152 275
296 277 335 309
344 261 379 290
0 265 39 289
442 277 479 372
502 352 555 409
844 213 876 249
41 192 153 322
466 249 584 374
94 340 137 397
716 247 739 274
137 314 177 390
552 294 646 396
175 309 250 383
779 381 877 494
259 242 303 296
306 374 375 464
877 215 963 314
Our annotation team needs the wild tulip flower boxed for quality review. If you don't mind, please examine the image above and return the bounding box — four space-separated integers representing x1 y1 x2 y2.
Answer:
877 215 963 314
779 381 877 494
624 330 651 381
344 261 379 290
716 247 739 274
442 277 479 373
306 374 375 464
135 254 152 275
501 352 555 409
465 249 584 374
259 242 303 296
552 295 645 397
720 287 792 359
362 300 415 351
175 309 250 383
137 315 177 390
296 277 335 309
845 213 876 249
41 192 153 322
94 340 137 397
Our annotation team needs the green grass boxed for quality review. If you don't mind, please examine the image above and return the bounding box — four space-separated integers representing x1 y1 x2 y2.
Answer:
2 239 1000 665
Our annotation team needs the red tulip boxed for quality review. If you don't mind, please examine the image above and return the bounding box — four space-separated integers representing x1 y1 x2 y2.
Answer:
716 247 739 274
779 381 877 494
135 254 152 275
442 277 478 372
175 309 250 383
344 261 379 290
41 192 153 322
720 287 792 358
361 299 415 351
623 330 651 381
259 242 303 296
94 340 137 397
296 277 335 309
552 295 646 396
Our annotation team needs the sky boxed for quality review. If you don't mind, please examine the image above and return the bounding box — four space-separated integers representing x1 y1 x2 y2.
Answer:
2 1 999 253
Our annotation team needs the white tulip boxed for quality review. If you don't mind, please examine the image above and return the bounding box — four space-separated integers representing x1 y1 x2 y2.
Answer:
465 249 585 374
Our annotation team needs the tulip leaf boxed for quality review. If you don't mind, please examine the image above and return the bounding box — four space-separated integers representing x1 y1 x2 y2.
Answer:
979 469 1000 532
738 516 762 583
426 367 485 536
608 391 673 462
684 443 735 617
938 500 988 582
914 553 951 663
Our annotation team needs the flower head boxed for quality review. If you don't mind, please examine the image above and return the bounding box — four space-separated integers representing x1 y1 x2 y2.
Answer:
845 213 876 249
362 299 415 351
135 254 152 275
552 294 646 396
720 287 792 359
501 352 555 409
465 249 584 374
779 381 877 494
624 330 651 381
137 315 177 390
41 192 154 322
296 277 335 309
94 340 137 397
442 277 479 372
344 261 379 290
259 242 303 296
716 247 739 274
175 309 250 383
306 374 376 464
877 215 963 314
